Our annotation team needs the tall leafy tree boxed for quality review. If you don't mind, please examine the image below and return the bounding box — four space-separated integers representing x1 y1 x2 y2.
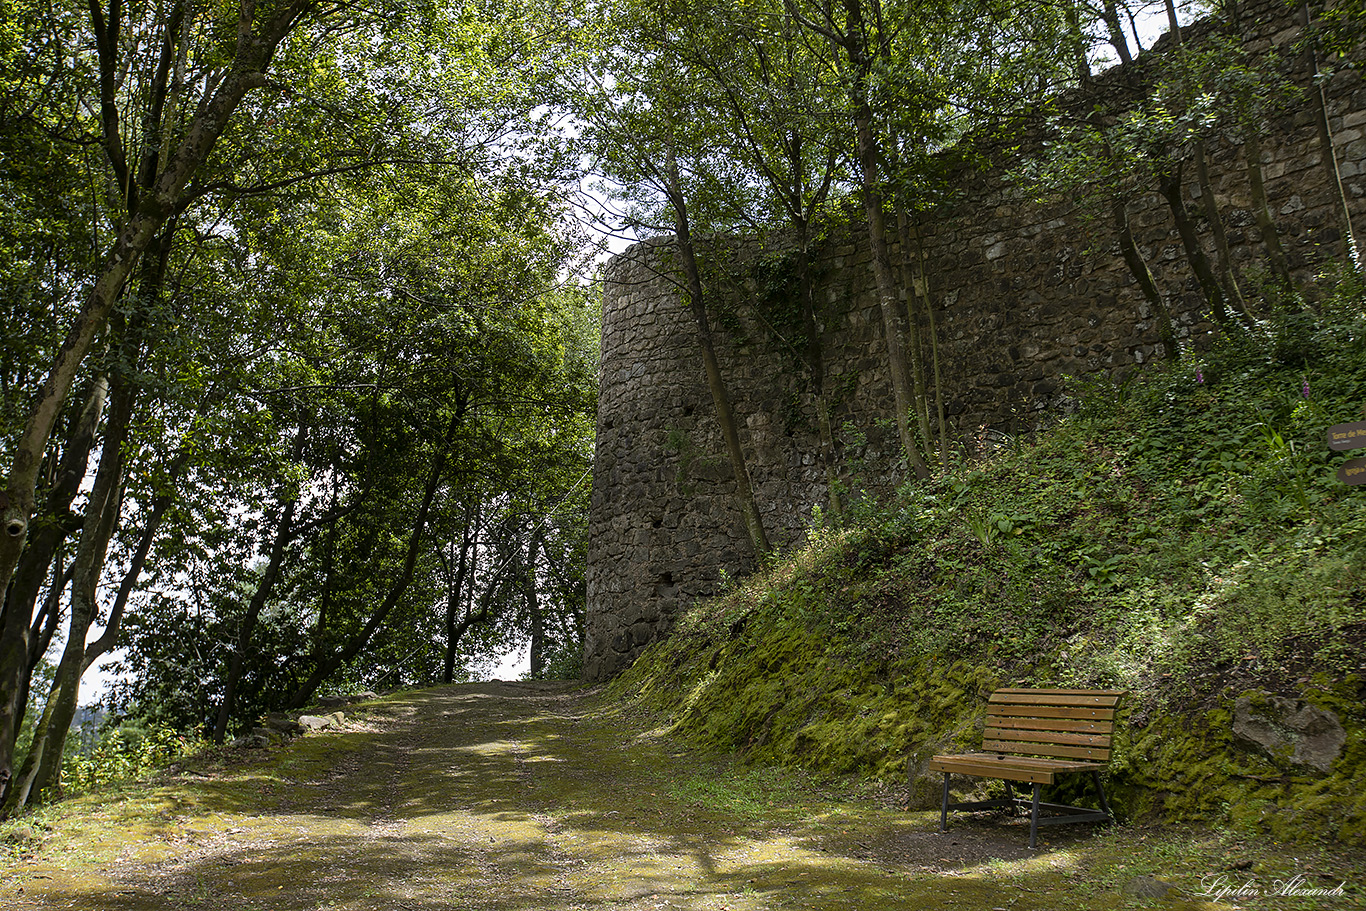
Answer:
1 0 598 808
578 0 774 555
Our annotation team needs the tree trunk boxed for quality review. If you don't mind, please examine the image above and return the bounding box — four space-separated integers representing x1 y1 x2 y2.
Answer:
1101 0 1133 66
911 229 951 466
897 207 936 466
12 556 70 747
524 529 545 679
1157 163 1233 325
1113 197 1181 360
0 0 318 738
793 230 842 520
82 488 172 673
442 505 477 684
840 0 929 479
663 143 771 555
1301 3 1361 269
0 379 107 805
1193 141 1246 315
212 422 304 743
5 376 133 815
287 409 462 710
1243 130 1295 290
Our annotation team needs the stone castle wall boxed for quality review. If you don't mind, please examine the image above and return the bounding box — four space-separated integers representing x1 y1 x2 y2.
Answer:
584 0 1366 681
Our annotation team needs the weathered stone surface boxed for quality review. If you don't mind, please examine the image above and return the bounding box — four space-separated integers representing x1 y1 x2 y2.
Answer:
583 0 1366 681
299 712 345 732
263 713 304 736
1122 875 1175 899
1232 693 1347 773
231 727 284 749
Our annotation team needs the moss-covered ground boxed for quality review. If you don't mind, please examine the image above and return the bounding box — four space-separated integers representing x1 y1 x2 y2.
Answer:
2 682 1362 909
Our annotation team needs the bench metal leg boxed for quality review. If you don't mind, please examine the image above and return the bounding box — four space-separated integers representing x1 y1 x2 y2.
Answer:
1093 770 1113 819
940 773 950 833
1029 783 1041 850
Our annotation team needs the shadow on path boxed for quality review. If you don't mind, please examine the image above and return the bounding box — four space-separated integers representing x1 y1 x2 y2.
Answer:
2 682 1230 911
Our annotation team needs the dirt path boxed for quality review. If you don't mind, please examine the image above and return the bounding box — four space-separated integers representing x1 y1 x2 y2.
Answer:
0 682 1347 910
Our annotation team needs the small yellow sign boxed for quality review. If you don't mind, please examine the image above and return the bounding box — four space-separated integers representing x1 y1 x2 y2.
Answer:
1338 457 1366 486
1327 421 1366 452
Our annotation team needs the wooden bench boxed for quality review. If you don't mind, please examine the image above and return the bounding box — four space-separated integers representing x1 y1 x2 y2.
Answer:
928 688 1124 849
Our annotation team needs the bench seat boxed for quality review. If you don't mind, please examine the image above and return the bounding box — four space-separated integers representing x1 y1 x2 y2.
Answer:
928 752 1104 784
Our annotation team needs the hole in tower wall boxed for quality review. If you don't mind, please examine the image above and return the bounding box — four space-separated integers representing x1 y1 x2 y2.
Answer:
655 572 678 597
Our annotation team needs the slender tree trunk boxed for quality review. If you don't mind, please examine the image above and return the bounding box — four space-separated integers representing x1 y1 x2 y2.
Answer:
1157 163 1233 325
1300 3 1361 268
442 504 477 684
446 569 502 672
287 409 463 709
897 208 936 465
82 487 173 673
663 144 771 555
1163 0 1182 39
839 0 929 479
0 379 107 804
12 556 70 745
793 230 842 520
1113 197 1181 360
0 0 316 746
524 529 545 679
1243 130 1295 290
212 422 304 743
6 377 133 815
1160 0 1245 314
1193 142 1246 314
912 230 951 466
1101 0 1132 66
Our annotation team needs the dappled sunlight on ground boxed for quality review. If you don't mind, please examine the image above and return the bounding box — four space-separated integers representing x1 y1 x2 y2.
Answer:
0 682 1355 910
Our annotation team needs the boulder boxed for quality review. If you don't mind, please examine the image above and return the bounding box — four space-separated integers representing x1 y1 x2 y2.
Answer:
1231 693 1346 773
299 712 345 732
263 713 304 736
1122 876 1175 899
230 729 275 749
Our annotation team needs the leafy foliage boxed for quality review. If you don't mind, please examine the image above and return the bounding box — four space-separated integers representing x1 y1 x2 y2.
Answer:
59 722 202 799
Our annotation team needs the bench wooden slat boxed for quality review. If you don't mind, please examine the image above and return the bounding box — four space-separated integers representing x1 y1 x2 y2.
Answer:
984 726 1112 748
930 753 1103 772
928 753 1105 784
985 714 1112 734
989 692 1122 708
929 760 1056 784
989 704 1115 720
982 739 1111 760
994 688 1125 697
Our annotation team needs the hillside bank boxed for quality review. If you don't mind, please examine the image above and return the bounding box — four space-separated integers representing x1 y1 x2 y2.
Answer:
608 299 1366 848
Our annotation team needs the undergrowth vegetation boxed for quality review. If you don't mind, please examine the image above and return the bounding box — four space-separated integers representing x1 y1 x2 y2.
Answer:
59 723 204 800
610 280 1366 844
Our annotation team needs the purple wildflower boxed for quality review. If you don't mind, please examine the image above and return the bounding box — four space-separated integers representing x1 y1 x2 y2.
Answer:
1196 368 1204 385
1302 378 1311 399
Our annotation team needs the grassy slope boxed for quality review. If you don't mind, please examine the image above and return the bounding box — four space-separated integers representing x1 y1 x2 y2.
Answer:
610 294 1366 846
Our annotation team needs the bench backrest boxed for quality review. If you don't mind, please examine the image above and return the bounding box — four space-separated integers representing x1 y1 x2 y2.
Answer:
983 688 1125 762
